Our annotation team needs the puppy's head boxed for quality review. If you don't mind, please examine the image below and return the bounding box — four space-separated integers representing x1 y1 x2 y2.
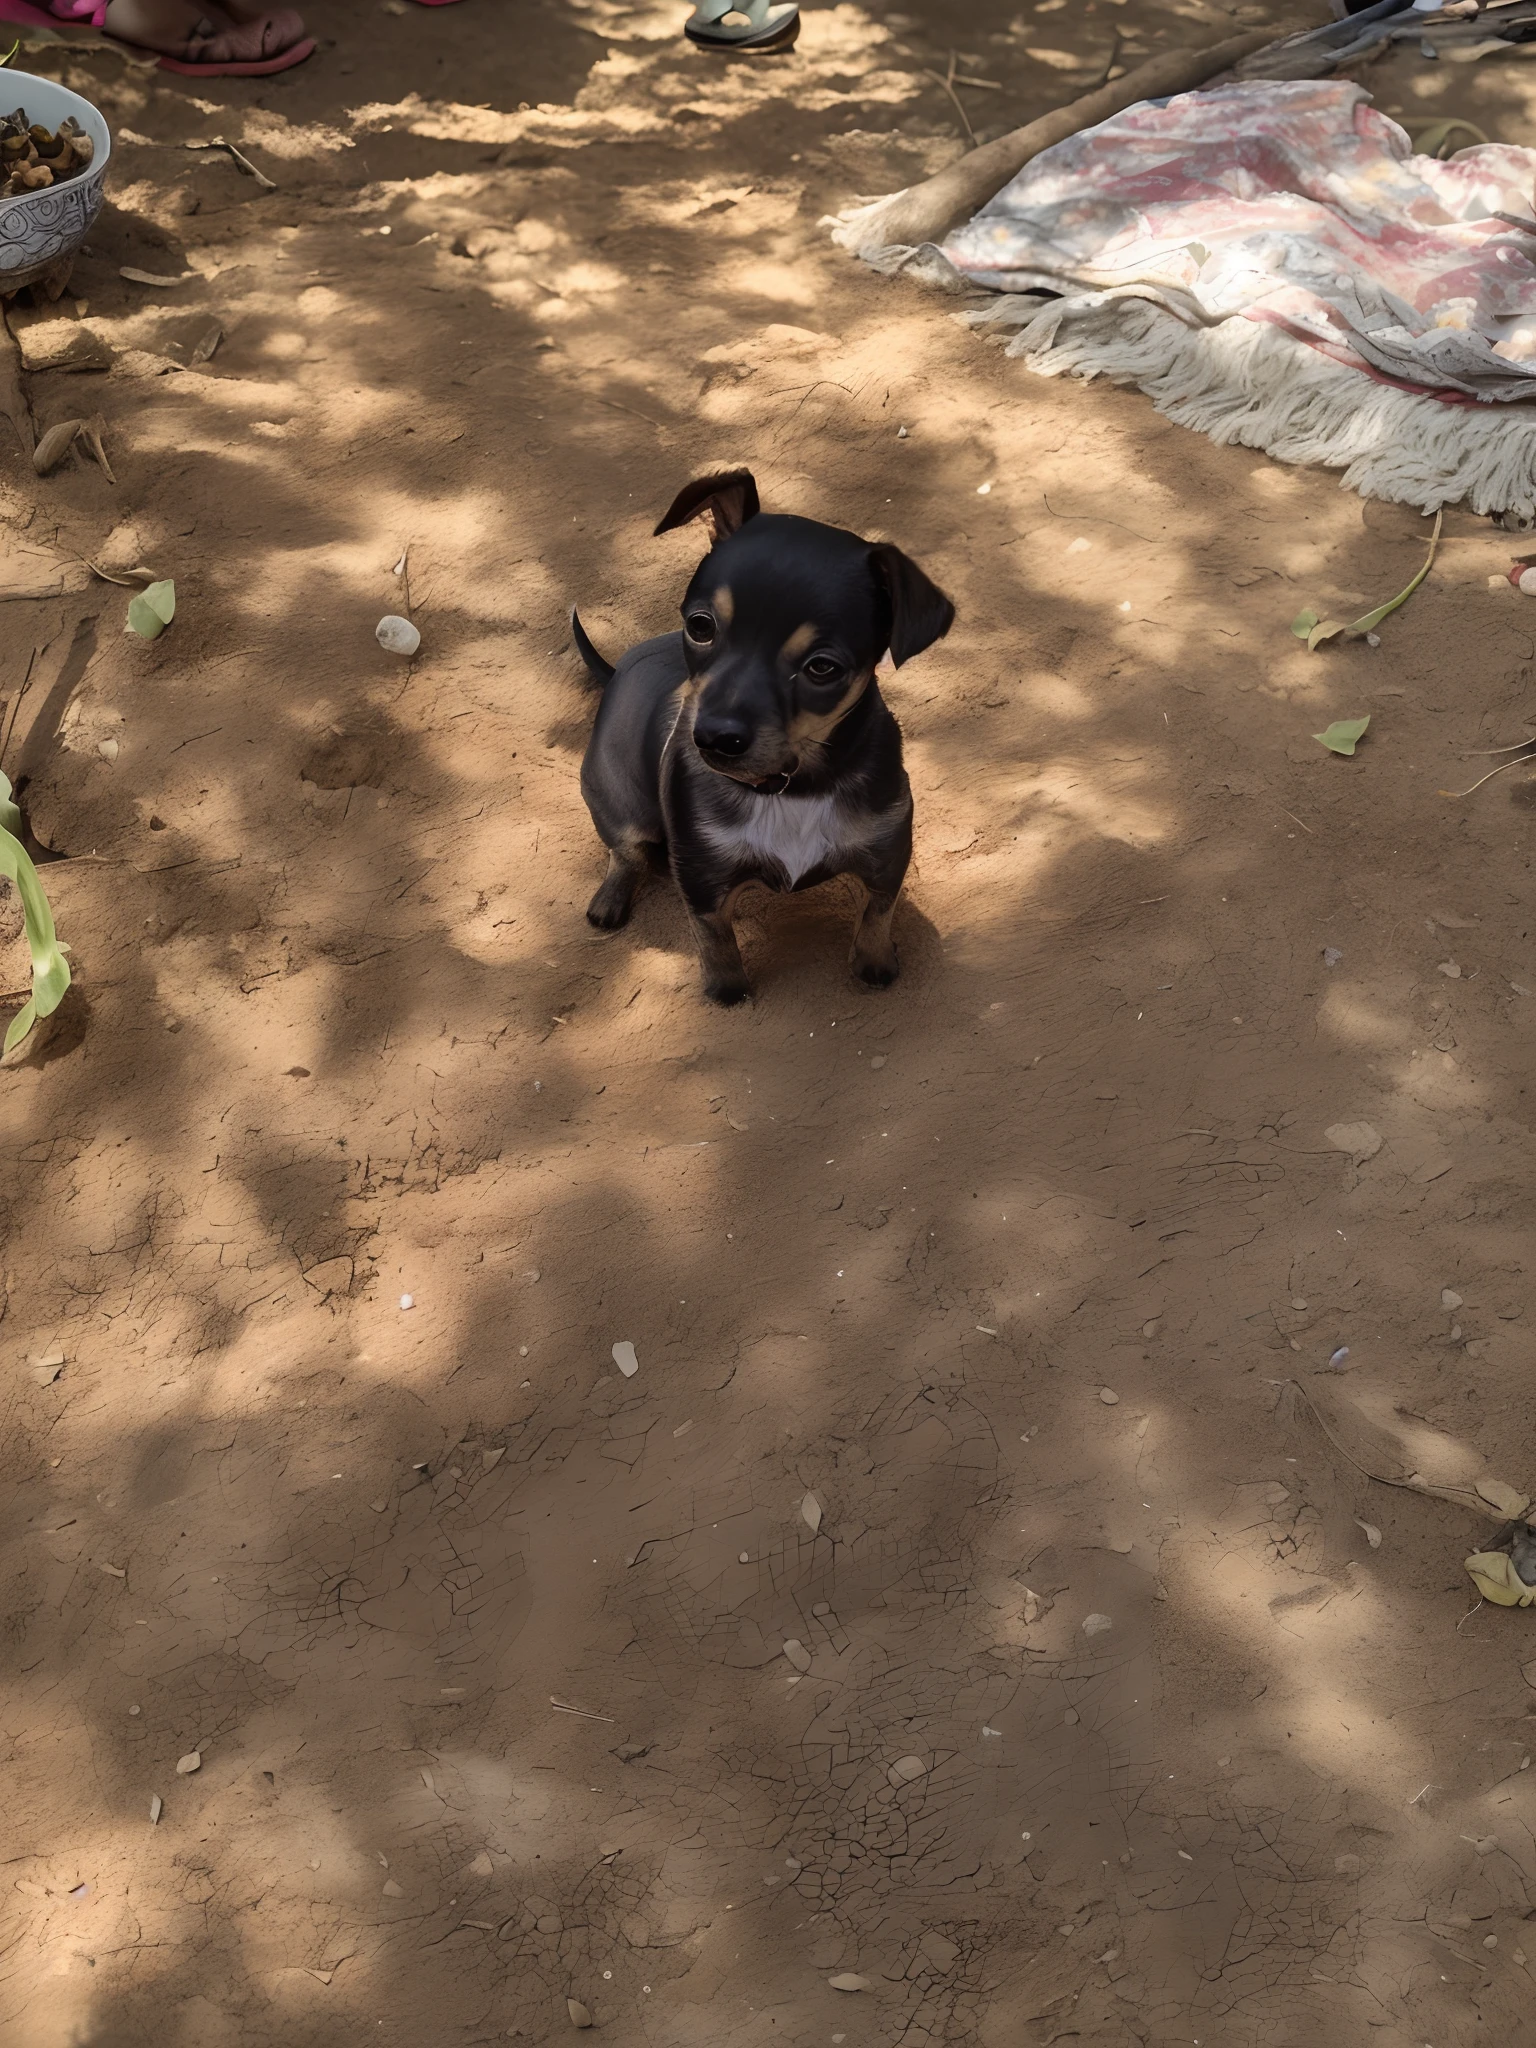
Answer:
655 469 954 786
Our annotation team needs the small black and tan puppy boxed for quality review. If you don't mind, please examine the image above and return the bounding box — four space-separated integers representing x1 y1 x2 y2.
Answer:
572 469 954 1005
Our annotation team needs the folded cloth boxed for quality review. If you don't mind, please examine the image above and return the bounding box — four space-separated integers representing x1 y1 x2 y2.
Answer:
941 79 1536 404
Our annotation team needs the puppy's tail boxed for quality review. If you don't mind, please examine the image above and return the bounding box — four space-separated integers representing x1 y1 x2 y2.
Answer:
570 607 615 690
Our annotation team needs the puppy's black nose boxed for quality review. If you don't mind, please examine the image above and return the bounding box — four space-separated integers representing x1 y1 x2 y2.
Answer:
694 716 753 759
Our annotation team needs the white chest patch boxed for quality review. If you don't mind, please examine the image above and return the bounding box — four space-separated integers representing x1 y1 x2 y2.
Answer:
700 792 844 886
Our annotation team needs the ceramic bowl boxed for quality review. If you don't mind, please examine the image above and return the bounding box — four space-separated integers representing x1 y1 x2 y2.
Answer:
0 70 111 297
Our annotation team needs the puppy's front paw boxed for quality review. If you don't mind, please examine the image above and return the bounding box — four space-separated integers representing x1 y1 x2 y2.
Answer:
852 948 899 989
703 972 752 1007
586 884 633 931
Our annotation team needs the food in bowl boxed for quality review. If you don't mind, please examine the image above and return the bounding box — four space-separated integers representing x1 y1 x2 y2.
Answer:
1 110 95 200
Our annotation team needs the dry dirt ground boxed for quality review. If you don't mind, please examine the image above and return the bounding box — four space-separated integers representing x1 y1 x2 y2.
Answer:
4 2 1536 2043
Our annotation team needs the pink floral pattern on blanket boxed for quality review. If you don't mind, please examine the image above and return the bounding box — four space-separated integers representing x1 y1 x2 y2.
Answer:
941 80 1536 402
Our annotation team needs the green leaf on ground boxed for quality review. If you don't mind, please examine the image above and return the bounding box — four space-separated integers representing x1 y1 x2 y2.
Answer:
1314 717 1370 757
1291 510 1441 653
0 816 71 1055
127 579 175 640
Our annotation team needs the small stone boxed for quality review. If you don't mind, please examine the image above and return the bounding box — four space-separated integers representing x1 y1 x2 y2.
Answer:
382 1879 404 1897
399 1293 414 1310
1438 960 1462 979
870 1054 887 1069
176 1752 201 1775
1442 1288 1463 1310
1485 1935 1499 1950
567 1998 593 2028
827 1973 871 1992
1063 1708 1079 1726
149 1794 162 1824
1099 1387 1119 1406
782 1639 811 1673
887 1755 927 1786
376 614 421 658
1324 1121 1382 1160
1083 1613 1113 1636
470 1851 493 1877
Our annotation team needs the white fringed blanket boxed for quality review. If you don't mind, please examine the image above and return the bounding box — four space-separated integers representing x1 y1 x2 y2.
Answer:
838 79 1536 515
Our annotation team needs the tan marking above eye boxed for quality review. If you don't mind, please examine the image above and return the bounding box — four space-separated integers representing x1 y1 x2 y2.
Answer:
780 623 817 661
713 586 734 625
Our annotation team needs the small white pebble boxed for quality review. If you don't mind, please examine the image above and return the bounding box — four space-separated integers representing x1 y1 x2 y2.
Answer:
399 1293 414 1311
376 614 421 658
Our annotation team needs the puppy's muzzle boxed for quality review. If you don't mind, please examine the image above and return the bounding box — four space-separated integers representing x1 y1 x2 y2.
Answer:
693 713 796 786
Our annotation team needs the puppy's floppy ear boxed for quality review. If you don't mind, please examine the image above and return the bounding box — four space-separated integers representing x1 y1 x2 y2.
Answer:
868 543 956 667
655 469 761 544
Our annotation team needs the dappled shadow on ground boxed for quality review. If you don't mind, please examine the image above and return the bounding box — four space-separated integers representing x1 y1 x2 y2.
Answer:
2 6 1536 2046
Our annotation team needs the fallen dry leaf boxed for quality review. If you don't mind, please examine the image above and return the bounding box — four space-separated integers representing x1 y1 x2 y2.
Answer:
32 419 83 476
1476 1478 1530 1516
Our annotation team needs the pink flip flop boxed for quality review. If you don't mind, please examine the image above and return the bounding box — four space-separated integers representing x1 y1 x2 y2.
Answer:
0 0 315 75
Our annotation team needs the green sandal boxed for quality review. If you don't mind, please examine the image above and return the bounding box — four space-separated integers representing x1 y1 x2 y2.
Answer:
684 0 799 53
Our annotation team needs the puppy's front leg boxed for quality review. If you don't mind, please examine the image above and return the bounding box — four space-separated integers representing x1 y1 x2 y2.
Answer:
851 881 902 988
686 893 750 1007
587 840 650 931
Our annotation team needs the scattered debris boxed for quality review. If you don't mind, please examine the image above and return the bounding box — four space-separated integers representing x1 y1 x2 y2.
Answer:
567 1998 593 2028
186 135 277 189
612 1341 639 1378
1322 946 1342 967
1326 1346 1351 1371
189 322 222 366
176 1752 201 1775
29 1349 64 1386
1355 1519 1381 1549
149 1794 162 1824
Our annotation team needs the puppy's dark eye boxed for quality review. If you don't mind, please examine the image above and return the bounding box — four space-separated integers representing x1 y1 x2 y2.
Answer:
684 612 716 646
803 655 843 684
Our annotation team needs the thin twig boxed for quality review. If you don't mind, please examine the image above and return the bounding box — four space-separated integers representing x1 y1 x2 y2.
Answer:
1461 734 1536 756
549 1696 614 1722
595 395 666 430
922 55 977 146
1279 806 1314 835
1440 743 1536 800
0 645 37 776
